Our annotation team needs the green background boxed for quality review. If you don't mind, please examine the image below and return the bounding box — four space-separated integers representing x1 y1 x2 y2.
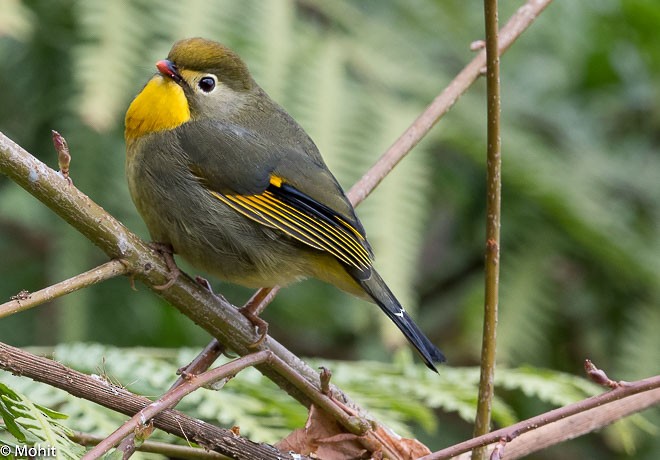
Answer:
0 1 658 458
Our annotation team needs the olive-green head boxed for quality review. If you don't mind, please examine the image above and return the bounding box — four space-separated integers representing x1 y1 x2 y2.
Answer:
165 37 253 92
125 38 256 142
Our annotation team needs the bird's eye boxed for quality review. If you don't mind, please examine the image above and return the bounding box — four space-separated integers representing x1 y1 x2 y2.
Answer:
198 76 217 93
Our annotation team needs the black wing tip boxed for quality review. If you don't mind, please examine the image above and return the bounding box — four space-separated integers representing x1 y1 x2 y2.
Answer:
422 347 447 373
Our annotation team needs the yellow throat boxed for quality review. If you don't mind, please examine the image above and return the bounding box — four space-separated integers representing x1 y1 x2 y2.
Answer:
125 75 190 144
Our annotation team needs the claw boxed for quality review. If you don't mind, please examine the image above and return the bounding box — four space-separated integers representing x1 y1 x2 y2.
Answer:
150 242 180 290
241 307 269 349
154 272 179 290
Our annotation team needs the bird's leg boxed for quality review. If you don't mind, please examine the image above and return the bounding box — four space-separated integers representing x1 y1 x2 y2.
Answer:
240 288 278 348
149 242 180 290
194 277 270 348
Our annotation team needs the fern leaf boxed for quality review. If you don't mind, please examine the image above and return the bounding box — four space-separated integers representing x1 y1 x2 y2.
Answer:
0 383 85 460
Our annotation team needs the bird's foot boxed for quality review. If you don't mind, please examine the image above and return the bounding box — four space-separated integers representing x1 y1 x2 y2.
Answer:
150 242 180 290
242 310 269 349
240 289 273 348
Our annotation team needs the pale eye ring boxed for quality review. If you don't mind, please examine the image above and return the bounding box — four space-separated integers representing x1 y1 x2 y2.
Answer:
198 75 217 93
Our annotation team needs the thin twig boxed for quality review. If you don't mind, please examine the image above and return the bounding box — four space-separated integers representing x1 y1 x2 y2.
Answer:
71 432 229 460
495 390 660 459
472 0 502 458
423 374 660 460
82 351 274 459
170 339 226 390
0 259 128 319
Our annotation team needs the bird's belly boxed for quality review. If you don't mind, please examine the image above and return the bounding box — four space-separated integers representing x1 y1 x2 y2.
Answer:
171 211 313 288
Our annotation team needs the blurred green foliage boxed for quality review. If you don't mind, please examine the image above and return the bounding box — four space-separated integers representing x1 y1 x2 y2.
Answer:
0 0 658 458
1 344 602 451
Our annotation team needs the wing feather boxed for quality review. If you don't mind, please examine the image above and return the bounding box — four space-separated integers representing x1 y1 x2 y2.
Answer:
209 179 372 270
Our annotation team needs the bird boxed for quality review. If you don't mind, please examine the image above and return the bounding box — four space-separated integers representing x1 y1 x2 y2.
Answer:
124 37 445 371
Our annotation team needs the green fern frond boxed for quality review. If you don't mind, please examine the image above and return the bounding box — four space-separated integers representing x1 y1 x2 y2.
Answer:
0 383 85 460
495 365 601 407
44 345 608 440
4 344 634 449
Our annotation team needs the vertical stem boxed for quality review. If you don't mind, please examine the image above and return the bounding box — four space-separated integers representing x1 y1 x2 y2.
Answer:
473 0 501 458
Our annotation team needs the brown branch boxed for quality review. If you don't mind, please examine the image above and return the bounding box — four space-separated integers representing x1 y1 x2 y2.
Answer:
0 342 308 460
168 289 279 395
497 389 660 459
92 349 373 458
472 0 502 458
244 286 281 318
0 260 128 319
422 374 660 460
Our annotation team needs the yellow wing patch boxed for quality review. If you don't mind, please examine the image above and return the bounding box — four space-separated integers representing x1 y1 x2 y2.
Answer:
209 183 372 270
